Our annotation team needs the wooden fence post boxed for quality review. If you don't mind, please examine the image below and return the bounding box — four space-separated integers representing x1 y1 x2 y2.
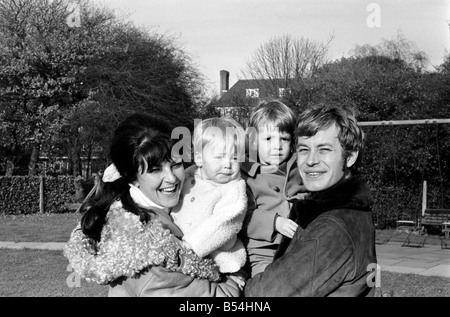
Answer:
75 176 100 213
422 180 427 217
39 175 44 214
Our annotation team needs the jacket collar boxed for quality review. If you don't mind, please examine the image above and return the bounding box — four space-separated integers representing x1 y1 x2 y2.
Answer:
282 153 307 201
293 174 373 229
241 155 291 177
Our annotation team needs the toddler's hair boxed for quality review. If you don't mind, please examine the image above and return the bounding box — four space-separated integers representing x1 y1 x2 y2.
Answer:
192 117 246 159
248 99 297 137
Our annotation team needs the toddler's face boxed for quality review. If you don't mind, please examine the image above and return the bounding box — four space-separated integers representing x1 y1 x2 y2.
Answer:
257 124 292 166
196 142 241 184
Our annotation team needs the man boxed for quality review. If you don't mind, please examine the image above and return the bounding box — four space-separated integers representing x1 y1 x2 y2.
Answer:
244 104 377 297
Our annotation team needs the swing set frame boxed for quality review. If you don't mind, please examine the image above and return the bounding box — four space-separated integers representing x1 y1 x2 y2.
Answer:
358 118 450 236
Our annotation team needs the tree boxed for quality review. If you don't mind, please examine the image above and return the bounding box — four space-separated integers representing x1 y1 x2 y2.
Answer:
63 19 205 177
0 0 113 175
351 31 429 72
241 33 333 108
79 24 203 129
0 0 205 176
438 53 450 73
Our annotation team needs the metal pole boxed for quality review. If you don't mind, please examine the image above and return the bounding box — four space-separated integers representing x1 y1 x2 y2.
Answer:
422 180 427 217
39 175 44 214
358 119 450 126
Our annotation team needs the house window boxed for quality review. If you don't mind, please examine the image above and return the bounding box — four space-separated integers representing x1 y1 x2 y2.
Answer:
278 87 291 98
246 88 259 98
216 107 234 117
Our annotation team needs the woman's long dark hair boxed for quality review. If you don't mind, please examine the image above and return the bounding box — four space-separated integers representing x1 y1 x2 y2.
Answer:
80 113 175 242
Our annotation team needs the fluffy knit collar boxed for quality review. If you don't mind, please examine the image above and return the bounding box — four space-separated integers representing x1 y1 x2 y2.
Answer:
63 201 219 284
292 174 374 229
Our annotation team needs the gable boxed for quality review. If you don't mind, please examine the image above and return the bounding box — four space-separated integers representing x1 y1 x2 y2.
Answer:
217 78 293 105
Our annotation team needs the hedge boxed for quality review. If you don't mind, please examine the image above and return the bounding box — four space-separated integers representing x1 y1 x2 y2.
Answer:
0 176 77 215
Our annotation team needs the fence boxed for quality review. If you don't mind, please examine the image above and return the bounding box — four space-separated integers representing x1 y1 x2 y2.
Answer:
0 175 78 215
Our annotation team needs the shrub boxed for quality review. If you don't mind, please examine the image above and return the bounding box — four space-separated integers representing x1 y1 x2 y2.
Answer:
0 176 77 215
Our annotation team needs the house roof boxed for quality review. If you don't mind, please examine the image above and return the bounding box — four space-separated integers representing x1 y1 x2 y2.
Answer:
216 78 292 107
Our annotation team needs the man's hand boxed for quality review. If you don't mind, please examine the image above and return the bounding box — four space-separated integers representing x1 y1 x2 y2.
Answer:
275 216 298 238
228 269 248 291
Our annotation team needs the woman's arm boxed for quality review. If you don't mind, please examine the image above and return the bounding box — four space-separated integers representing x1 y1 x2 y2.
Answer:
64 204 219 285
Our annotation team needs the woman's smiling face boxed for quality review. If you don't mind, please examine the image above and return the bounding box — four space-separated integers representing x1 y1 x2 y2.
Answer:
136 155 185 209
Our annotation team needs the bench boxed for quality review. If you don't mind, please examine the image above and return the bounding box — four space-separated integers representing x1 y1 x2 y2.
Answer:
443 222 450 239
396 220 416 232
420 209 450 237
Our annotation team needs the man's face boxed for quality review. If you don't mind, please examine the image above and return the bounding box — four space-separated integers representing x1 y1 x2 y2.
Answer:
296 124 358 192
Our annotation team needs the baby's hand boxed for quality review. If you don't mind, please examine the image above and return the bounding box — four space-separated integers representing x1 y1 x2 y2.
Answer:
275 216 298 238
228 269 248 291
181 239 192 250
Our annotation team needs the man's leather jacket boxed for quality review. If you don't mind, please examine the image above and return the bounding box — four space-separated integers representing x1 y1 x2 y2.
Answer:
245 175 377 297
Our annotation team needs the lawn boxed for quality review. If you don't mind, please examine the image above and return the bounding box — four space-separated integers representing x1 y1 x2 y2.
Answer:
1 213 447 245
0 212 81 242
0 249 108 297
1 248 448 297
376 271 450 297
1 212 449 297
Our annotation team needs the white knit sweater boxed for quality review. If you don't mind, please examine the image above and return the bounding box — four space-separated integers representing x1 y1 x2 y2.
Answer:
171 166 248 273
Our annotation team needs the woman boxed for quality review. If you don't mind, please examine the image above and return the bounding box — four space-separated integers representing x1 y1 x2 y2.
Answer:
64 113 241 297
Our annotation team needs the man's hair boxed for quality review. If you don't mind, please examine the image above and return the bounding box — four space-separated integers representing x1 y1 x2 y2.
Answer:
248 99 297 138
192 117 246 158
296 104 365 167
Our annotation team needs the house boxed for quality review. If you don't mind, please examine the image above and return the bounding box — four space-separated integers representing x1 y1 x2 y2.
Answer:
214 70 293 117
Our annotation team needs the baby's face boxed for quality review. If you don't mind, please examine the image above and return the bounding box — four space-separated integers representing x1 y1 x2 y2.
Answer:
257 124 292 166
196 142 241 184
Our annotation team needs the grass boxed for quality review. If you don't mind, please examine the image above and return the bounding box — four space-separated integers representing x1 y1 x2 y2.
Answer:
0 248 108 297
375 271 450 297
1 248 448 297
0 212 81 242
1 213 449 297
2 213 447 246
0 213 109 297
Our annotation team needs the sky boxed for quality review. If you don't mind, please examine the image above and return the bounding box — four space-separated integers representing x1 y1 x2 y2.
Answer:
97 0 449 96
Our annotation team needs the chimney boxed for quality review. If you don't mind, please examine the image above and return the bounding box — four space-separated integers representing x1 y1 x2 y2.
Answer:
219 70 229 96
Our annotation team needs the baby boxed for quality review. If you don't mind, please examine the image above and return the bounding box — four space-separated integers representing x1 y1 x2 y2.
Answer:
171 117 248 274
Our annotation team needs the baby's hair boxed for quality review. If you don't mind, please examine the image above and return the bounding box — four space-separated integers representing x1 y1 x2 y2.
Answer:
248 99 297 137
192 117 246 159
